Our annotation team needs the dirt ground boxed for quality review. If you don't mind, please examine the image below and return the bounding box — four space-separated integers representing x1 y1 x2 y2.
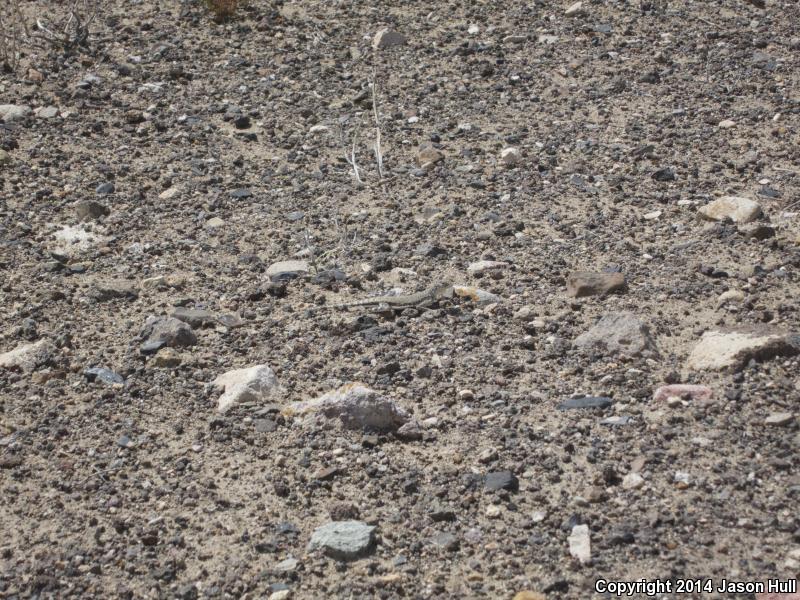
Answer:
1 0 799 598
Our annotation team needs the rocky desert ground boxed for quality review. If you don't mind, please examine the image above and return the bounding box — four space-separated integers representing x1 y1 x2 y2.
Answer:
1 0 799 598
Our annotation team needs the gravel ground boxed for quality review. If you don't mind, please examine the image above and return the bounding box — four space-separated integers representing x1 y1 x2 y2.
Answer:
1 0 800 598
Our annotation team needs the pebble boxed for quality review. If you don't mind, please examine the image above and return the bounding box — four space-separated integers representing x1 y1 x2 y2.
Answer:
0 149 10 165
212 364 282 412
566 271 626 298
0 104 31 122
687 327 799 370
266 260 310 280
503 35 527 45
500 147 521 166
558 396 613 410
574 312 658 357
698 196 762 224
564 1 586 17
467 260 508 275
206 216 225 229
140 316 197 349
84 367 124 385
396 419 423 440
484 470 519 492
158 187 179 200
0 340 55 373
458 389 475 401
568 524 591 564
269 591 291 600
653 384 713 403
622 473 645 490
309 124 329 134
718 119 736 128
307 520 376 560
764 413 794 427
373 29 407 50
285 384 409 431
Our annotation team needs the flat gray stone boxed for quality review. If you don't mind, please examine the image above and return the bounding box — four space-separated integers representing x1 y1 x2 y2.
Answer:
266 260 309 279
307 521 375 560
574 312 657 357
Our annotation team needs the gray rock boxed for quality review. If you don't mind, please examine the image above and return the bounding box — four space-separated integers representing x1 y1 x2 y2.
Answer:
212 364 282 412
0 104 32 122
373 29 407 49
566 272 626 298
558 396 613 410
698 196 762 224
565 1 586 17
140 316 197 349
0 149 10 165
764 413 795 427
574 312 657 357
307 521 376 560
0 340 55 372
687 328 799 371
84 367 124 385
484 470 519 492
284 384 410 431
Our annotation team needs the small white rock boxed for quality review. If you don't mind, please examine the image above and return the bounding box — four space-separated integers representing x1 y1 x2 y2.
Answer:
565 1 586 17
718 119 736 128
467 260 508 275
622 473 645 490
568 524 591 564
212 365 282 412
500 147 521 166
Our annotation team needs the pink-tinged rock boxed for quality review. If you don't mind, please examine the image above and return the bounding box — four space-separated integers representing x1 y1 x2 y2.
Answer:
653 384 713 403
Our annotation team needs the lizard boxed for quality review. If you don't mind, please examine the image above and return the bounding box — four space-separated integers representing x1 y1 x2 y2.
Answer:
320 282 454 312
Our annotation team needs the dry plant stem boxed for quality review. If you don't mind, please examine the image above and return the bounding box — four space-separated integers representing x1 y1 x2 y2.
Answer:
343 119 364 185
371 69 385 180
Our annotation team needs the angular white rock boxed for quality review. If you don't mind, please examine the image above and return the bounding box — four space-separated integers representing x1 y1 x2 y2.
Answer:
284 383 409 431
568 524 591 564
213 365 282 412
565 1 586 17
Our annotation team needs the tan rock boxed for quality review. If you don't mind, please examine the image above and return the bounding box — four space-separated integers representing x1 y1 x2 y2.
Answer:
687 328 799 371
698 196 762 223
566 271 626 298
